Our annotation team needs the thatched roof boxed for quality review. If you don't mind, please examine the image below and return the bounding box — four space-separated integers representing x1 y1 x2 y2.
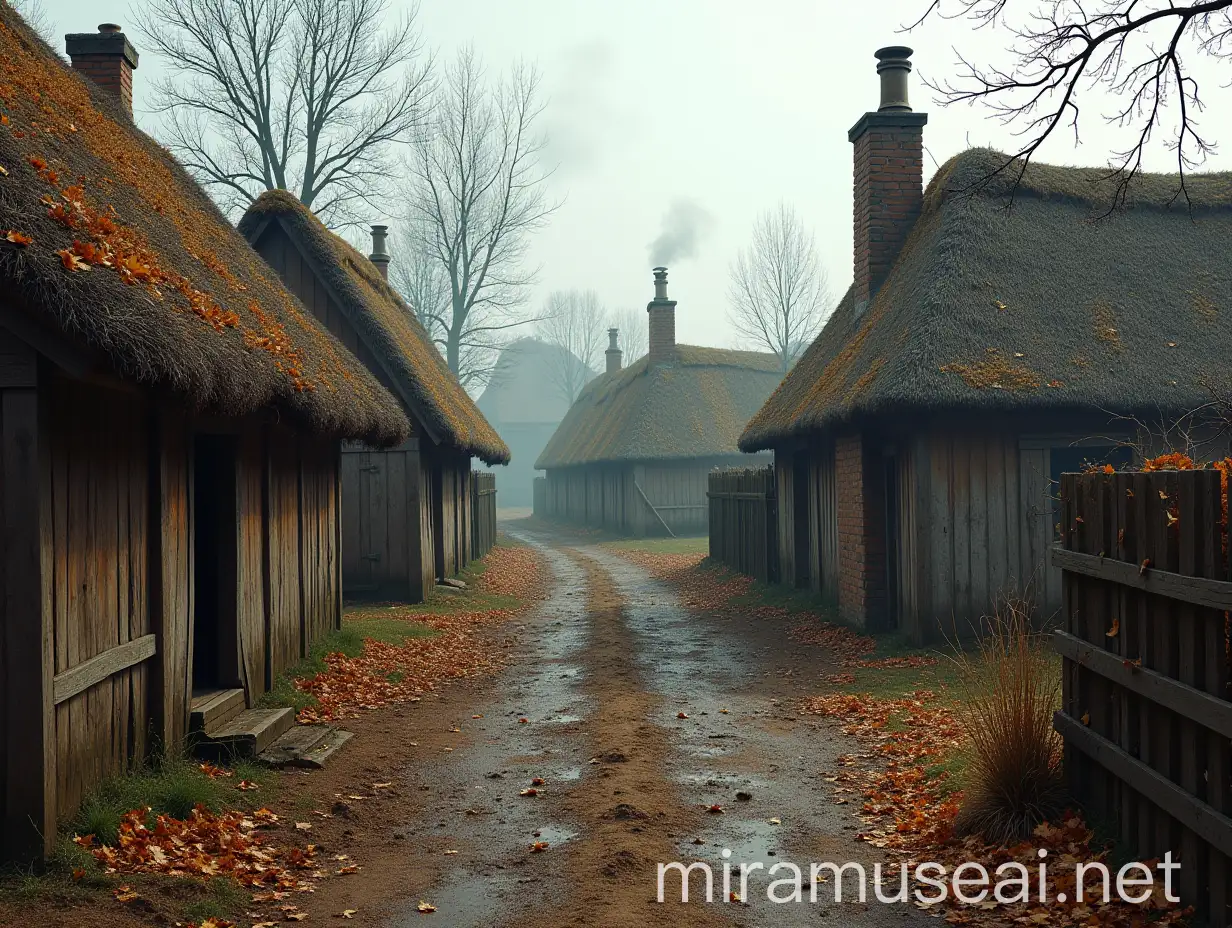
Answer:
740 148 1232 452
477 338 594 427
536 345 781 468
0 8 407 445
239 191 509 465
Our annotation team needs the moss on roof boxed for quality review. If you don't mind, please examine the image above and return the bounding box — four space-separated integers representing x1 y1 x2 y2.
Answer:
239 191 508 464
0 7 407 446
536 346 781 469
740 148 1232 452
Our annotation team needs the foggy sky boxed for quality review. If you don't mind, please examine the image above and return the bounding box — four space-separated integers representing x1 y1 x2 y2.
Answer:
41 0 1232 352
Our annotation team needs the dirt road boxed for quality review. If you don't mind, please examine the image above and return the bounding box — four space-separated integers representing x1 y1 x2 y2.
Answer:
337 524 936 927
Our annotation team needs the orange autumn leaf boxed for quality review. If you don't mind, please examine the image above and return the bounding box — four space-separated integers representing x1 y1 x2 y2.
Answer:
1106 617 1120 638
3 229 32 245
57 248 89 271
528 841 549 853
519 788 540 797
706 804 724 814
1081 711 1091 725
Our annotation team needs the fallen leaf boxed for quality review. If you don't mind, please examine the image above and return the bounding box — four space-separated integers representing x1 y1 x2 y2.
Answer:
472 714 483 719
518 717 529 724
57 248 90 271
417 901 437 913
449 726 461 733
337 864 360 875
114 886 139 902
0 165 8 176
768 817 781 825
71 867 85 881
295 822 312 831
337 911 357 919
519 788 540 797
676 712 688 719
3 230 32 245
706 804 724 814
528 841 549 853
443 850 457 855
1140 558 1152 575
1106 618 1120 638
237 779 260 791
530 777 545 787
1081 711 1091 726
200 762 232 779
372 782 393 789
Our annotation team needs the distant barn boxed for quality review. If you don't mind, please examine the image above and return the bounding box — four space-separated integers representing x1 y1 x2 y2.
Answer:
0 14 406 857
537 269 778 536
476 338 594 509
741 46 1232 643
240 193 510 602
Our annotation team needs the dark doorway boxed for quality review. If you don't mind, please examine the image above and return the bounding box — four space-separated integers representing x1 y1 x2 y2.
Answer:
884 454 901 629
792 451 811 589
192 434 240 692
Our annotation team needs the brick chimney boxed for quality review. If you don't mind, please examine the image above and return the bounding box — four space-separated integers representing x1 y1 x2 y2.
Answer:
646 267 676 363
369 225 390 280
605 327 623 373
849 46 927 316
65 24 139 117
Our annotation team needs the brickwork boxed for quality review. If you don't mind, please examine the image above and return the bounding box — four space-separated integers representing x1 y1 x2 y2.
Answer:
66 29 138 117
850 116 925 309
647 302 676 362
835 433 886 627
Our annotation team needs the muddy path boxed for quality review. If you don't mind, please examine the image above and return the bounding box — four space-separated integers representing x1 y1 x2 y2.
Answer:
349 524 935 927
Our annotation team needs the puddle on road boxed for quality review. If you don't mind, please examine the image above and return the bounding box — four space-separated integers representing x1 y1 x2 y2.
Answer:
388 540 592 928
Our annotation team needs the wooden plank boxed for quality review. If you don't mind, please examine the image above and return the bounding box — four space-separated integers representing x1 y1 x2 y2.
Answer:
968 435 989 615
1177 472 1203 904
1053 630 1232 739
634 479 675 537
1055 709 1232 859
52 635 158 705
1 385 57 858
1050 546 1232 610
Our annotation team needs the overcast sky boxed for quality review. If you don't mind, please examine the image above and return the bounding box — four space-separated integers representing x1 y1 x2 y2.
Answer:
39 0 1232 351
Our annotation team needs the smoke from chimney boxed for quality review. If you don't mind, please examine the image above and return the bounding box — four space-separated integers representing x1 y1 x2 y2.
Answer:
647 197 713 265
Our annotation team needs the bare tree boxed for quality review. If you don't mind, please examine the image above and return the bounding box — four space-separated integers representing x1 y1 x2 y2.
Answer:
404 48 557 386
537 290 605 405
911 0 1232 210
607 307 648 364
12 0 57 47
136 0 432 227
727 203 832 373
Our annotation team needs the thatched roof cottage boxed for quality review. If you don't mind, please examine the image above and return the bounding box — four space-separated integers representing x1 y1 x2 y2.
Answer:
740 46 1232 643
476 337 594 509
0 12 407 857
538 269 779 536
239 192 508 601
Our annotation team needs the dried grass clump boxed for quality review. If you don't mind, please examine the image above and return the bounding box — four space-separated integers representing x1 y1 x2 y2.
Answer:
951 598 1064 845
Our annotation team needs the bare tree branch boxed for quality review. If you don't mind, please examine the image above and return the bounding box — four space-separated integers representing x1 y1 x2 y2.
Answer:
727 202 832 373
403 48 558 386
537 290 605 405
136 0 433 228
910 0 1232 211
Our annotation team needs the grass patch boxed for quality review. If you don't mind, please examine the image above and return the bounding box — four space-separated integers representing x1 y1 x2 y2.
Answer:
602 536 710 555
260 546 523 713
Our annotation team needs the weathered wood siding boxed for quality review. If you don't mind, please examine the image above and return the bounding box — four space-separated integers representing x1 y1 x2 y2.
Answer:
809 441 839 597
341 439 430 601
46 377 152 820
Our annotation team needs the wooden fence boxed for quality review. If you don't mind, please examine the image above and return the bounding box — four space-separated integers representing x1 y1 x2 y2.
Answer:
532 475 546 517
471 470 497 560
707 466 778 584
1054 469 1232 925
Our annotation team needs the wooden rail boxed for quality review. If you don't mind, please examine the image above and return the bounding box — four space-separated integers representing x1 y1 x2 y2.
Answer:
1055 469 1232 926
634 480 676 538
52 634 157 706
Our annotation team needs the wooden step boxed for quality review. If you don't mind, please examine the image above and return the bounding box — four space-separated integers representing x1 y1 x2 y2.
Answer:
259 726 353 769
195 707 295 760
190 688 246 733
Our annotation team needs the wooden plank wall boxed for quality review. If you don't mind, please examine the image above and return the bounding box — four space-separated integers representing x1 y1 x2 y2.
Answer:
471 471 497 559
265 429 304 678
300 438 340 642
46 377 153 819
236 430 266 698
153 407 193 752
641 462 712 536
775 456 798 587
809 441 839 598
1019 443 1060 619
340 440 425 601
918 430 1024 640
